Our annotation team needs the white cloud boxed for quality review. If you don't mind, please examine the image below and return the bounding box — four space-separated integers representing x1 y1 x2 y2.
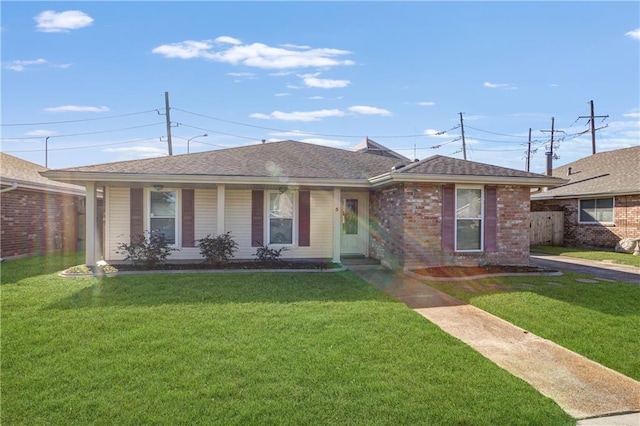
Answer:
44 105 110 113
3 58 48 72
300 73 350 89
215 36 242 45
274 93 290 97
418 101 436 106
625 28 640 40
483 81 517 90
309 96 324 100
250 109 344 122
623 112 640 118
35 10 93 33
153 37 354 70
25 129 56 137
152 40 213 59
348 106 392 116
298 137 349 147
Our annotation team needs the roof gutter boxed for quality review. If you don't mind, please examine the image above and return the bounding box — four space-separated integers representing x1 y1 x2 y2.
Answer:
40 171 373 189
369 173 568 188
0 182 18 193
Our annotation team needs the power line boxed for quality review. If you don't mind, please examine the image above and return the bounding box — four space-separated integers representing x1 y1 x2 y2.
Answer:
463 125 532 138
0 109 159 127
3 137 162 153
0 122 165 140
173 107 428 139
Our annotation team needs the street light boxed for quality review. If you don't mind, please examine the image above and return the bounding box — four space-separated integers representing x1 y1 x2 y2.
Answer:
187 133 208 154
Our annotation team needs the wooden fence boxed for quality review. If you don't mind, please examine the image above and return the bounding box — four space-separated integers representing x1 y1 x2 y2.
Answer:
530 211 564 246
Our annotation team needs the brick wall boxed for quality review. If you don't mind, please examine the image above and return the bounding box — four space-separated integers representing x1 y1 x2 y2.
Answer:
531 194 640 248
1 188 81 258
370 183 531 269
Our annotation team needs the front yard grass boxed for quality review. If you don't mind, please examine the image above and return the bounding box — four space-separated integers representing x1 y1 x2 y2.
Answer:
1 258 572 425
531 245 640 267
426 272 640 381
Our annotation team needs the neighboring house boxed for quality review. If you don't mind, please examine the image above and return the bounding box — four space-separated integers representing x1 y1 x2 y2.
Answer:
0 153 87 259
41 140 563 269
531 146 640 248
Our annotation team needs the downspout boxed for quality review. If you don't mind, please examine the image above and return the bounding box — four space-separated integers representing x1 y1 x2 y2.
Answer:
0 182 18 193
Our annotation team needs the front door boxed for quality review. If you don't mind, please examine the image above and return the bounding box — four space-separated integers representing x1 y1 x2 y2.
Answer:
340 192 368 256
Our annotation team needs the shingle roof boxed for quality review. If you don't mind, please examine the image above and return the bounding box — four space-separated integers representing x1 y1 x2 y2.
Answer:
54 140 402 179
531 146 640 199
0 153 85 194
397 155 548 179
351 137 411 162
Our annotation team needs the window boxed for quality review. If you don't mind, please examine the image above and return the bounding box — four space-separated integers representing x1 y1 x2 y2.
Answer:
579 198 614 223
149 190 177 244
456 187 483 251
268 191 294 244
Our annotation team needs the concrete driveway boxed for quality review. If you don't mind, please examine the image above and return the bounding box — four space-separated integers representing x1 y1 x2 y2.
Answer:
530 254 640 285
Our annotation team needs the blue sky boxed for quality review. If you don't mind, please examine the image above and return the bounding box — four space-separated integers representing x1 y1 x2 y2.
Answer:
2 1 639 173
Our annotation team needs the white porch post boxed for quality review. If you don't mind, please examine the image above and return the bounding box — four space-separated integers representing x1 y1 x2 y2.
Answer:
217 184 225 235
332 187 341 263
85 182 96 266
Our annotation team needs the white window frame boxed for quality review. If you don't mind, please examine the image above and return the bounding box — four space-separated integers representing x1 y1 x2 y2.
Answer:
265 190 297 247
578 197 615 224
147 188 181 247
454 185 484 252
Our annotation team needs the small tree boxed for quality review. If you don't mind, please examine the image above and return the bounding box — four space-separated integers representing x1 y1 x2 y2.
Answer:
254 244 286 266
116 231 179 269
197 232 239 266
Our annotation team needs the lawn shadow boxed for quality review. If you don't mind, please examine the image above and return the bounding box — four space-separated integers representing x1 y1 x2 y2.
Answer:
429 272 640 317
47 271 396 310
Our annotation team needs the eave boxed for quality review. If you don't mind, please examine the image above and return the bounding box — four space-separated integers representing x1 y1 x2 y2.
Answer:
39 171 373 189
368 172 568 188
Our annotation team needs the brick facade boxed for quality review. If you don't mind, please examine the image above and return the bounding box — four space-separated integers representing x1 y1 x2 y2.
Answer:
531 194 640 248
370 183 531 269
1 188 82 258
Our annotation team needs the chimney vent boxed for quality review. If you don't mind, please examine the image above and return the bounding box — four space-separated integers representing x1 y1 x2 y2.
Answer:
545 152 553 176
567 167 572 176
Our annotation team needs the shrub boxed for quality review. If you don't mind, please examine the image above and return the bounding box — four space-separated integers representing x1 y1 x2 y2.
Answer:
116 231 179 269
197 232 239 266
254 244 286 265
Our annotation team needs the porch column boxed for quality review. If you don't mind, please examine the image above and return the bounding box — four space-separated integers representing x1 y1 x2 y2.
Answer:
332 187 341 263
217 184 225 235
85 182 96 266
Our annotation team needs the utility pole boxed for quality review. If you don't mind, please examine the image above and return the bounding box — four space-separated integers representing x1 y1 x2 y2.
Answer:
540 117 566 175
45 136 50 168
459 112 467 160
577 100 608 155
164 92 173 155
525 128 532 172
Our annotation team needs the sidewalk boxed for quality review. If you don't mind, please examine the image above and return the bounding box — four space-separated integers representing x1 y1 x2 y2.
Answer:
530 254 640 285
348 264 640 424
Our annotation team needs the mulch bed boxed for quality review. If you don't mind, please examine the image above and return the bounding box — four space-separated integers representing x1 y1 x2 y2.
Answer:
112 261 338 271
410 265 557 278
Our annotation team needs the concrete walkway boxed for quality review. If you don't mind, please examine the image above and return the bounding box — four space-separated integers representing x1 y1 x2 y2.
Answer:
348 264 640 424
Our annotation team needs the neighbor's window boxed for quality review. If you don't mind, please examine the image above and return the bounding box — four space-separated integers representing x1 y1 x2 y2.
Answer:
269 191 294 244
579 198 614 223
456 187 483 251
149 190 177 245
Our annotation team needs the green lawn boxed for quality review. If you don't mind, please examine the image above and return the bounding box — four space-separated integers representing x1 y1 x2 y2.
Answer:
531 245 640 267
1 257 572 425
426 272 640 381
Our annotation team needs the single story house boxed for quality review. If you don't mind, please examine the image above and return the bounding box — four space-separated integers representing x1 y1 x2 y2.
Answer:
41 140 564 270
531 146 640 248
1 153 89 259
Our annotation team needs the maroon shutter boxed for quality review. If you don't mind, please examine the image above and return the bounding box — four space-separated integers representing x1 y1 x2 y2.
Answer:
182 189 195 247
251 190 264 247
484 186 497 252
441 184 455 252
130 188 144 243
298 190 311 247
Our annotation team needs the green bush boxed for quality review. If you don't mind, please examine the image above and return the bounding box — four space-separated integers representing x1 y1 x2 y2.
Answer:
197 232 239 266
117 231 179 268
254 244 286 265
